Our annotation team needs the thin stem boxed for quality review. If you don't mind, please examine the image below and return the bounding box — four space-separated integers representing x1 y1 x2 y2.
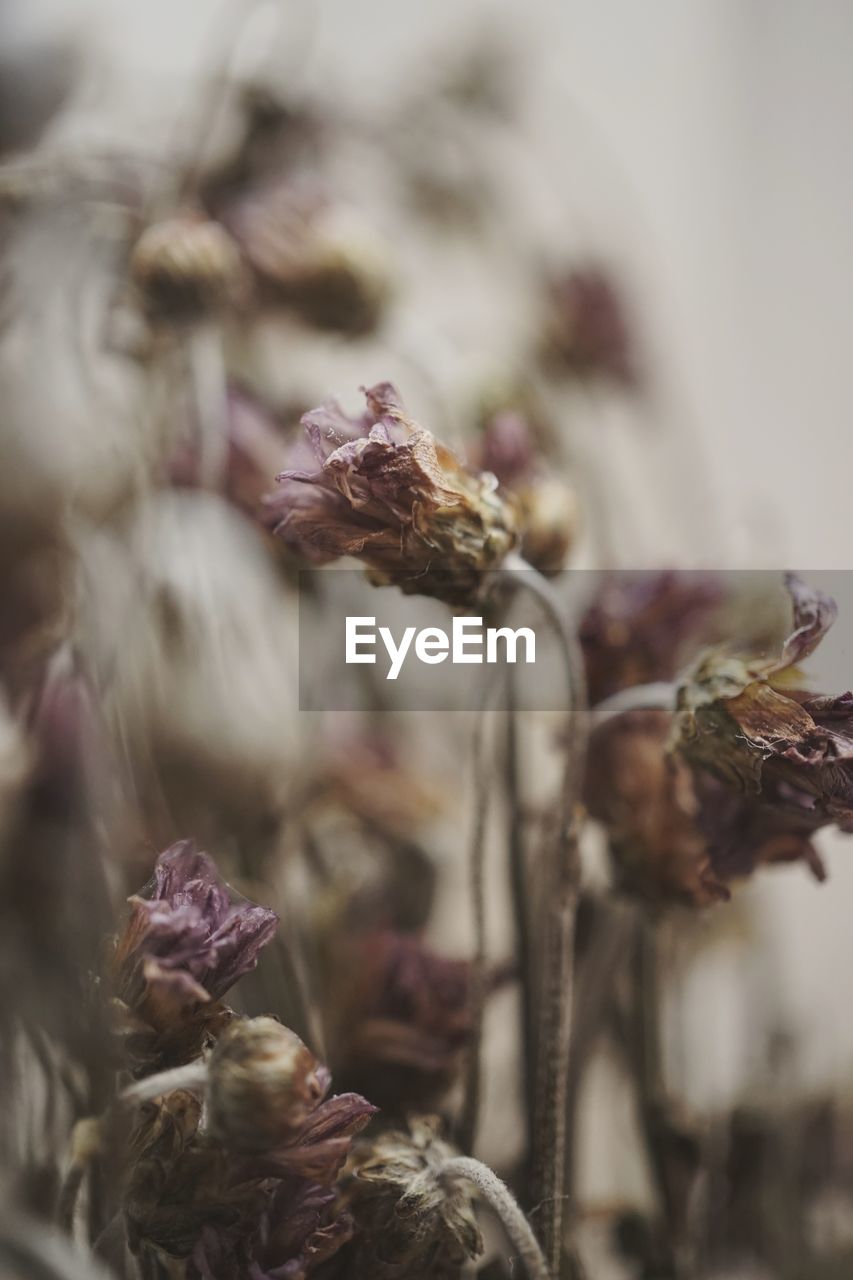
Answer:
442 1156 550 1280
590 681 675 730
119 1061 208 1107
505 667 536 1156
501 551 588 1275
458 707 492 1155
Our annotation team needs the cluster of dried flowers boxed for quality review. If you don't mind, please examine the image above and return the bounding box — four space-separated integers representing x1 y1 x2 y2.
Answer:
3 10 853 1280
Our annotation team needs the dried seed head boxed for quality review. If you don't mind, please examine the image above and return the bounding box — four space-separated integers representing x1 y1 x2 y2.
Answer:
342 1116 484 1279
207 1016 329 1153
130 213 246 319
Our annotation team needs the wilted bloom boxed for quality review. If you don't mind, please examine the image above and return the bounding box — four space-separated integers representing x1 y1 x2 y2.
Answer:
340 1116 483 1279
473 408 578 572
130 211 246 319
542 264 638 386
190 1178 356 1280
585 708 825 906
223 182 391 334
113 840 279 1073
127 1017 374 1275
124 1088 265 1261
587 576 844 904
580 572 722 705
674 574 853 831
272 382 519 605
327 931 473 1111
208 1016 376 1169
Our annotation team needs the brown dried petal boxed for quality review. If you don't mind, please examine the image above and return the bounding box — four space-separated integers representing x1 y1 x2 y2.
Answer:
272 383 518 605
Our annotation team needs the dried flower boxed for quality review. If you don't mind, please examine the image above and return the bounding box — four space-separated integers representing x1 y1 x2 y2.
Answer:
585 708 825 906
673 574 853 830
207 1018 329 1153
124 1088 265 1261
272 382 519 605
580 572 722 705
113 840 279 1073
340 1116 484 1279
542 264 638 386
223 184 391 334
127 1015 374 1275
327 931 473 1111
208 1016 376 1169
473 409 578 572
130 211 246 319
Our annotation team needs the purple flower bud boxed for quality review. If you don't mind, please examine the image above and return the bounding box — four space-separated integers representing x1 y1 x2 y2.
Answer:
114 840 278 1072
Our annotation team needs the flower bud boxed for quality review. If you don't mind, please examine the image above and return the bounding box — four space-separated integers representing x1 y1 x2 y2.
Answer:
207 1016 329 1153
130 212 246 319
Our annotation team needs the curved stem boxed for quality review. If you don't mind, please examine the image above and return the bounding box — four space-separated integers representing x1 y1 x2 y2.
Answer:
442 1156 550 1280
590 681 675 730
119 1061 208 1107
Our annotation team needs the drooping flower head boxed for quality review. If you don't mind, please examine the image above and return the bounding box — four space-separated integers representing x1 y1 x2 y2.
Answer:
339 1116 484 1280
270 382 519 605
585 574 842 905
208 1016 376 1175
673 574 853 829
113 840 279 1072
326 931 473 1111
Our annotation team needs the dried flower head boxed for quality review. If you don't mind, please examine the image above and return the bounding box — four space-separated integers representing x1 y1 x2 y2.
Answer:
272 382 519 605
127 1016 373 1275
130 212 246 319
673 574 853 830
207 1017 329 1153
473 408 578 572
327 931 473 1111
586 707 825 906
587 576 846 904
224 184 391 334
341 1116 484 1279
207 1016 376 1172
113 840 279 1073
543 264 638 386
